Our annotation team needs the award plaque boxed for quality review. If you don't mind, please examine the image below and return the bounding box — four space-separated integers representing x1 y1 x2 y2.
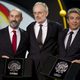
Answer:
5 58 23 76
49 59 71 80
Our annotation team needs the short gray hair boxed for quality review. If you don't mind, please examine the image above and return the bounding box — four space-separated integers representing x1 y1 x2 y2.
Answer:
67 8 80 19
10 8 22 17
33 2 49 13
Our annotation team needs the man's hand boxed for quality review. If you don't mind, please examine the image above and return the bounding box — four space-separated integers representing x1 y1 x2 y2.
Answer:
72 60 80 64
1 55 10 59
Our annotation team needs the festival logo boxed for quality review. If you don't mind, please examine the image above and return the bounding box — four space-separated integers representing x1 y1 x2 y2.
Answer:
0 0 34 30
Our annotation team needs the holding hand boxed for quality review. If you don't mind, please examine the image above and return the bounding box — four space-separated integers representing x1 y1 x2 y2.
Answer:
1 55 10 59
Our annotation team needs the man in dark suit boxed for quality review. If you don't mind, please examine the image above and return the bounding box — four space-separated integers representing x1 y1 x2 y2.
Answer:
0 8 28 58
0 8 29 80
58 8 80 80
26 2 62 80
58 8 80 61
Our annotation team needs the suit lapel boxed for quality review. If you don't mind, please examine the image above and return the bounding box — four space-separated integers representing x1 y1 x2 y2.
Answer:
16 28 25 53
30 23 43 48
32 25 37 41
43 21 51 46
62 29 68 50
5 27 14 54
16 29 22 52
69 29 80 53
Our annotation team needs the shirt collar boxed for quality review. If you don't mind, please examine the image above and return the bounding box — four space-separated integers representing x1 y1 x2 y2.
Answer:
36 19 47 27
8 26 19 33
67 28 80 35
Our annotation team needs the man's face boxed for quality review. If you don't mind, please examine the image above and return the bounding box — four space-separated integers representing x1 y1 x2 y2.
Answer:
8 10 22 29
67 13 80 30
33 5 48 24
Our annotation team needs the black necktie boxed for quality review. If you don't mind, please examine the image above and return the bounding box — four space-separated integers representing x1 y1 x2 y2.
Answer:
37 24 43 48
66 31 73 51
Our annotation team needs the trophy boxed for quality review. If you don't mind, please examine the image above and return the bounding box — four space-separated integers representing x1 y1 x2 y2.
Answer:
40 56 80 80
5 58 23 76
49 59 71 80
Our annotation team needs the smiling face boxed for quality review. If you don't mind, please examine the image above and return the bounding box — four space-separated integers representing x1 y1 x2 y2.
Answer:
8 9 23 29
33 4 48 24
67 12 80 30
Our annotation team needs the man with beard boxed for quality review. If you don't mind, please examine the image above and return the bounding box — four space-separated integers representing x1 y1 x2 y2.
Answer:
0 8 27 58
0 8 29 80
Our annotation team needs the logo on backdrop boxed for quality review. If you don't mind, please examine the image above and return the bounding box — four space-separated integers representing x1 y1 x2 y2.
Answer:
0 1 34 30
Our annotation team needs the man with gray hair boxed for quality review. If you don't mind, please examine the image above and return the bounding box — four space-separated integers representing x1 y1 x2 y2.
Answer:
0 8 28 58
67 8 80 19
0 8 29 80
58 7 80 62
26 2 62 80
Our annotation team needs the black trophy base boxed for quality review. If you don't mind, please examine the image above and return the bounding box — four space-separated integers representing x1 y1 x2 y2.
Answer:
40 56 80 80
49 59 71 80
5 58 23 76
0 58 33 80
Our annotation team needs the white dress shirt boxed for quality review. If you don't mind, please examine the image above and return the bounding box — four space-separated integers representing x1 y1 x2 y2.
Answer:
8 26 20 50
64 28 79 49
34 19 48 44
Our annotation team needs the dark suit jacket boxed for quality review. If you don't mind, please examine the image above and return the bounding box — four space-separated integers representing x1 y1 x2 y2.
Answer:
58 29 80 61
0 27 34 80
26 20 62 70
0 27 27 58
